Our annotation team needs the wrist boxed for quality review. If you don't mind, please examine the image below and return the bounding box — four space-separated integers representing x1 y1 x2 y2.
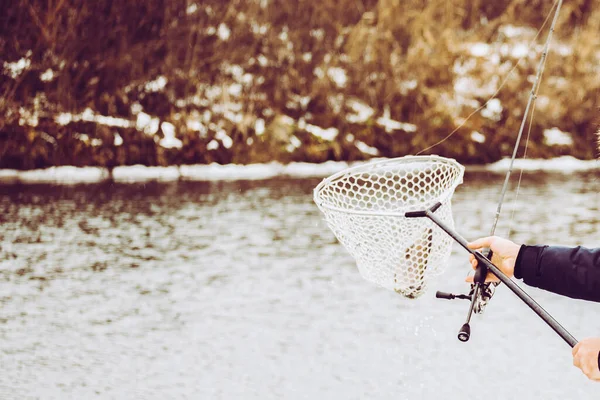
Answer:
514 244 526 279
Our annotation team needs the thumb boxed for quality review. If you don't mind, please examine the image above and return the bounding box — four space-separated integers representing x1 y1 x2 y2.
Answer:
467 236 494 251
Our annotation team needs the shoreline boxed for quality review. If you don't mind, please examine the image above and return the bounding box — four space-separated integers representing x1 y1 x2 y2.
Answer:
0 156 598 185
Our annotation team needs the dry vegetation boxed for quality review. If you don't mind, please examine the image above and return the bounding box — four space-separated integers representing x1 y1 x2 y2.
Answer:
1 0 599 169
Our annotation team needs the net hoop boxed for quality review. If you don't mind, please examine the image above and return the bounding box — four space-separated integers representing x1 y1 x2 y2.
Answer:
314 155 464 298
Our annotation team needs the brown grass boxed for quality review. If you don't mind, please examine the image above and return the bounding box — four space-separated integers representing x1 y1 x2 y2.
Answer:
1 0 599 168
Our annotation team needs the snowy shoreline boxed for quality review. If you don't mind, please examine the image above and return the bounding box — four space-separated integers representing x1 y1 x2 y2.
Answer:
0 156 598 185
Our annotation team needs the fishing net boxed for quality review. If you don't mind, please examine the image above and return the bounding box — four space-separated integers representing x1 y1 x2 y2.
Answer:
314 156 464 298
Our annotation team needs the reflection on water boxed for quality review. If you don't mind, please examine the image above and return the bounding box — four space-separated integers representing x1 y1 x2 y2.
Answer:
1 170 600 399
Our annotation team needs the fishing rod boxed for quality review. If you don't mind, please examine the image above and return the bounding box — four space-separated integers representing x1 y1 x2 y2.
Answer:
408 202 578 348
434 0 564 342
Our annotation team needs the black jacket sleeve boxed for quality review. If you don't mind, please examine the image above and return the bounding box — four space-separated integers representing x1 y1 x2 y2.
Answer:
515 245 600 302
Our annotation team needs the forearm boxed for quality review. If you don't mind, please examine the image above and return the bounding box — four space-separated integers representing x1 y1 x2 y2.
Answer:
515 245 600 302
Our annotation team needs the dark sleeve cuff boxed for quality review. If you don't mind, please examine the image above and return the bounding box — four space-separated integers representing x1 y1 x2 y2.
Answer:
514 245 546 281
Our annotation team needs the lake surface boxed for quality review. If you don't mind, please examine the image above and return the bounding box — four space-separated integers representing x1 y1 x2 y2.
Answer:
1 168 600 399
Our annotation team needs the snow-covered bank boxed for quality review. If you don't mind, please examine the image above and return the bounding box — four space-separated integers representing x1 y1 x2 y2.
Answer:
0 156 598 184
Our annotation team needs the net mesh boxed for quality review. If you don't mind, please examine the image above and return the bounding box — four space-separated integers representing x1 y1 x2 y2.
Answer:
314 156 464 298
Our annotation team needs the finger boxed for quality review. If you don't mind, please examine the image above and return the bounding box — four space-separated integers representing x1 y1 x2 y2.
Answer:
583 363 592 378
573 342 582 357
467 237 494 250
485 272 500 283
465 272 499 283
573 354 582 369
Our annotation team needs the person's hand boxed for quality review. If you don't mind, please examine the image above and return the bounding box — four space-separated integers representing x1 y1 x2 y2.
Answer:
465 236 521 283
573 338 600 380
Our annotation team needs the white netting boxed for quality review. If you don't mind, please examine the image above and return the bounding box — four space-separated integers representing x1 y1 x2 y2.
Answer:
314 155 464 298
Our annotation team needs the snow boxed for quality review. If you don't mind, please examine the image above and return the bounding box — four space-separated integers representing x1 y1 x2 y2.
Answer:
40 132 57 145
187 118 207 135
159 122 183 149
355 141 379 156
0 167 108 184
310 29 325 40
499 25 536 39
480 98 503 121
181 161 356 181
376 106 417 133
536 95 550 110
55 113 70 125
400 80 418 94
56 109 132 128
554 44 572 57
313 67 325 79
486 156 598 173
305 124 338 141
289 94 310 110
112 166 180 182
242 73 253 85
215 130 233 149
225 64 244 80
228 83 242 96
205 86 223 101
327 67 347 88
289 135 302 149
508 43 529 58
453 58 475 76
255 119 265 135
74 133 102 146
114 133 124 146
274 135 299 153
3 157 599 185
251 22 268 35
3 56 31 78
257 55 268 67
136 112 159 134
144 76 167 92
279 115 295 126
19 108 39 127
471 131 486 143
544 127 573 146
455 76 492 98
207 140 219 150
40 69 55 82
217 24 231 41
469 43 490 57
131 103 143 114
186 3 198 14
346 99 375 124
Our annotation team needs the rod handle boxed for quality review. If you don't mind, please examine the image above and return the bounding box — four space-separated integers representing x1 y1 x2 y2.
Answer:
458 323 471 342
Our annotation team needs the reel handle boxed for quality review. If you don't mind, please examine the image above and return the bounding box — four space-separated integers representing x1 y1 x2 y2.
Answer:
436 291 455 299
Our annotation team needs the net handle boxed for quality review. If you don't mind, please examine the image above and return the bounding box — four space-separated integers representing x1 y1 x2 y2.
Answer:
316 199 449 217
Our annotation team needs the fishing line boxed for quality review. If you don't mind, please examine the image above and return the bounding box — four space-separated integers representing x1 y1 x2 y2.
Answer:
506 84 540 238
415 0 558 156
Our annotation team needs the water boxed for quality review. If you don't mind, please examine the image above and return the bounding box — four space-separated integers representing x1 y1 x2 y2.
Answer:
1 170 600 399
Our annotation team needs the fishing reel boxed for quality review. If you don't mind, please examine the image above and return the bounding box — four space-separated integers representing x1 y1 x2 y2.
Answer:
435 250 496 342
